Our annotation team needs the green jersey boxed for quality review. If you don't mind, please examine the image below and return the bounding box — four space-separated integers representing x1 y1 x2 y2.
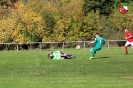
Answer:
52 51 61 60
94 37 106 48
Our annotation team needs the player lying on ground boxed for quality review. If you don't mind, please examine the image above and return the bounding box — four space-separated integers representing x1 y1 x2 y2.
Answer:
48 51 76 60
88 33 106 59
124 29 133 54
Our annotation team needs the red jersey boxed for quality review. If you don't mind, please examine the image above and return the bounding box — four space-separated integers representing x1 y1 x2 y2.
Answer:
126 31 133 42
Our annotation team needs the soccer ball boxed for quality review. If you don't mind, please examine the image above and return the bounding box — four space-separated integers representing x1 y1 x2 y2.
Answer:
76 45 80 50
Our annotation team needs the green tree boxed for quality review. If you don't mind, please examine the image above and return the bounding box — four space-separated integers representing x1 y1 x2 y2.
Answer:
83 0 114 16
81 11 107 40
12 2 45 43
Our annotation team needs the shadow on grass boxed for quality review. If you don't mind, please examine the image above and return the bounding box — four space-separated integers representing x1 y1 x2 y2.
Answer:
95 56 110 59
126 53 133 55
82 56 110 60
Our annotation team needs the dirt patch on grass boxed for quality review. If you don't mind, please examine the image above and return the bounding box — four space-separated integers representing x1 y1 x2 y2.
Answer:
123 75 133 79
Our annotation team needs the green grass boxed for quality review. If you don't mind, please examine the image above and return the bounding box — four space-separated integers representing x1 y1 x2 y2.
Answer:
0 47 133 88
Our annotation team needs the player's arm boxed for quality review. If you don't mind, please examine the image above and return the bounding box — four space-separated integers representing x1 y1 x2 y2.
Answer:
88 38 96 44
88 41 95 44
125 35 132 40
125 32 133 40
102 38 106 43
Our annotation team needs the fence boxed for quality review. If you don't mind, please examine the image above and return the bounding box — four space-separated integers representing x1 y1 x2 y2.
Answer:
0 40 127 51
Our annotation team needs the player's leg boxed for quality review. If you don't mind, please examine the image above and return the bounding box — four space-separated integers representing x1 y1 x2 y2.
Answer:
65 54 73 59
93 48 102 57
67 54 76 58
89 46 102 59
93 51 96 57
124 41 130 54
89 47 97 59
89 48 95 59
131 42 133 49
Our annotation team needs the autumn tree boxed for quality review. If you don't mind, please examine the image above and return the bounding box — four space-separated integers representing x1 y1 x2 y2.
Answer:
1 0 133 44
83 0 114 16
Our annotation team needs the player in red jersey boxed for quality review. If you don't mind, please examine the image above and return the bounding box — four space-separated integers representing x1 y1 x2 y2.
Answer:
124 29 133 54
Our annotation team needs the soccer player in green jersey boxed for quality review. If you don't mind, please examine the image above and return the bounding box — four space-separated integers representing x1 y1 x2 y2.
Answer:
88 33 106 59
48 51 76 60
48 51 64 60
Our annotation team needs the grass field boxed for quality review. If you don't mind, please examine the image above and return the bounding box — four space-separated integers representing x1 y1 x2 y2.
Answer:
0 47 133 88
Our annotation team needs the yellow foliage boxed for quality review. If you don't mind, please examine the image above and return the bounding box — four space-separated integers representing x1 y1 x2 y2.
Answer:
11 2 45 43
0 18 16 43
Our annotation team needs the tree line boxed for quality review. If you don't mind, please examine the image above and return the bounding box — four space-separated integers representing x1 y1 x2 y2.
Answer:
0 0 133 43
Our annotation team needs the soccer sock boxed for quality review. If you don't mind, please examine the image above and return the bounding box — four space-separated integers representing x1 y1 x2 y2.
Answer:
93 51 96 57
90 49 94 57
124 46 128 53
